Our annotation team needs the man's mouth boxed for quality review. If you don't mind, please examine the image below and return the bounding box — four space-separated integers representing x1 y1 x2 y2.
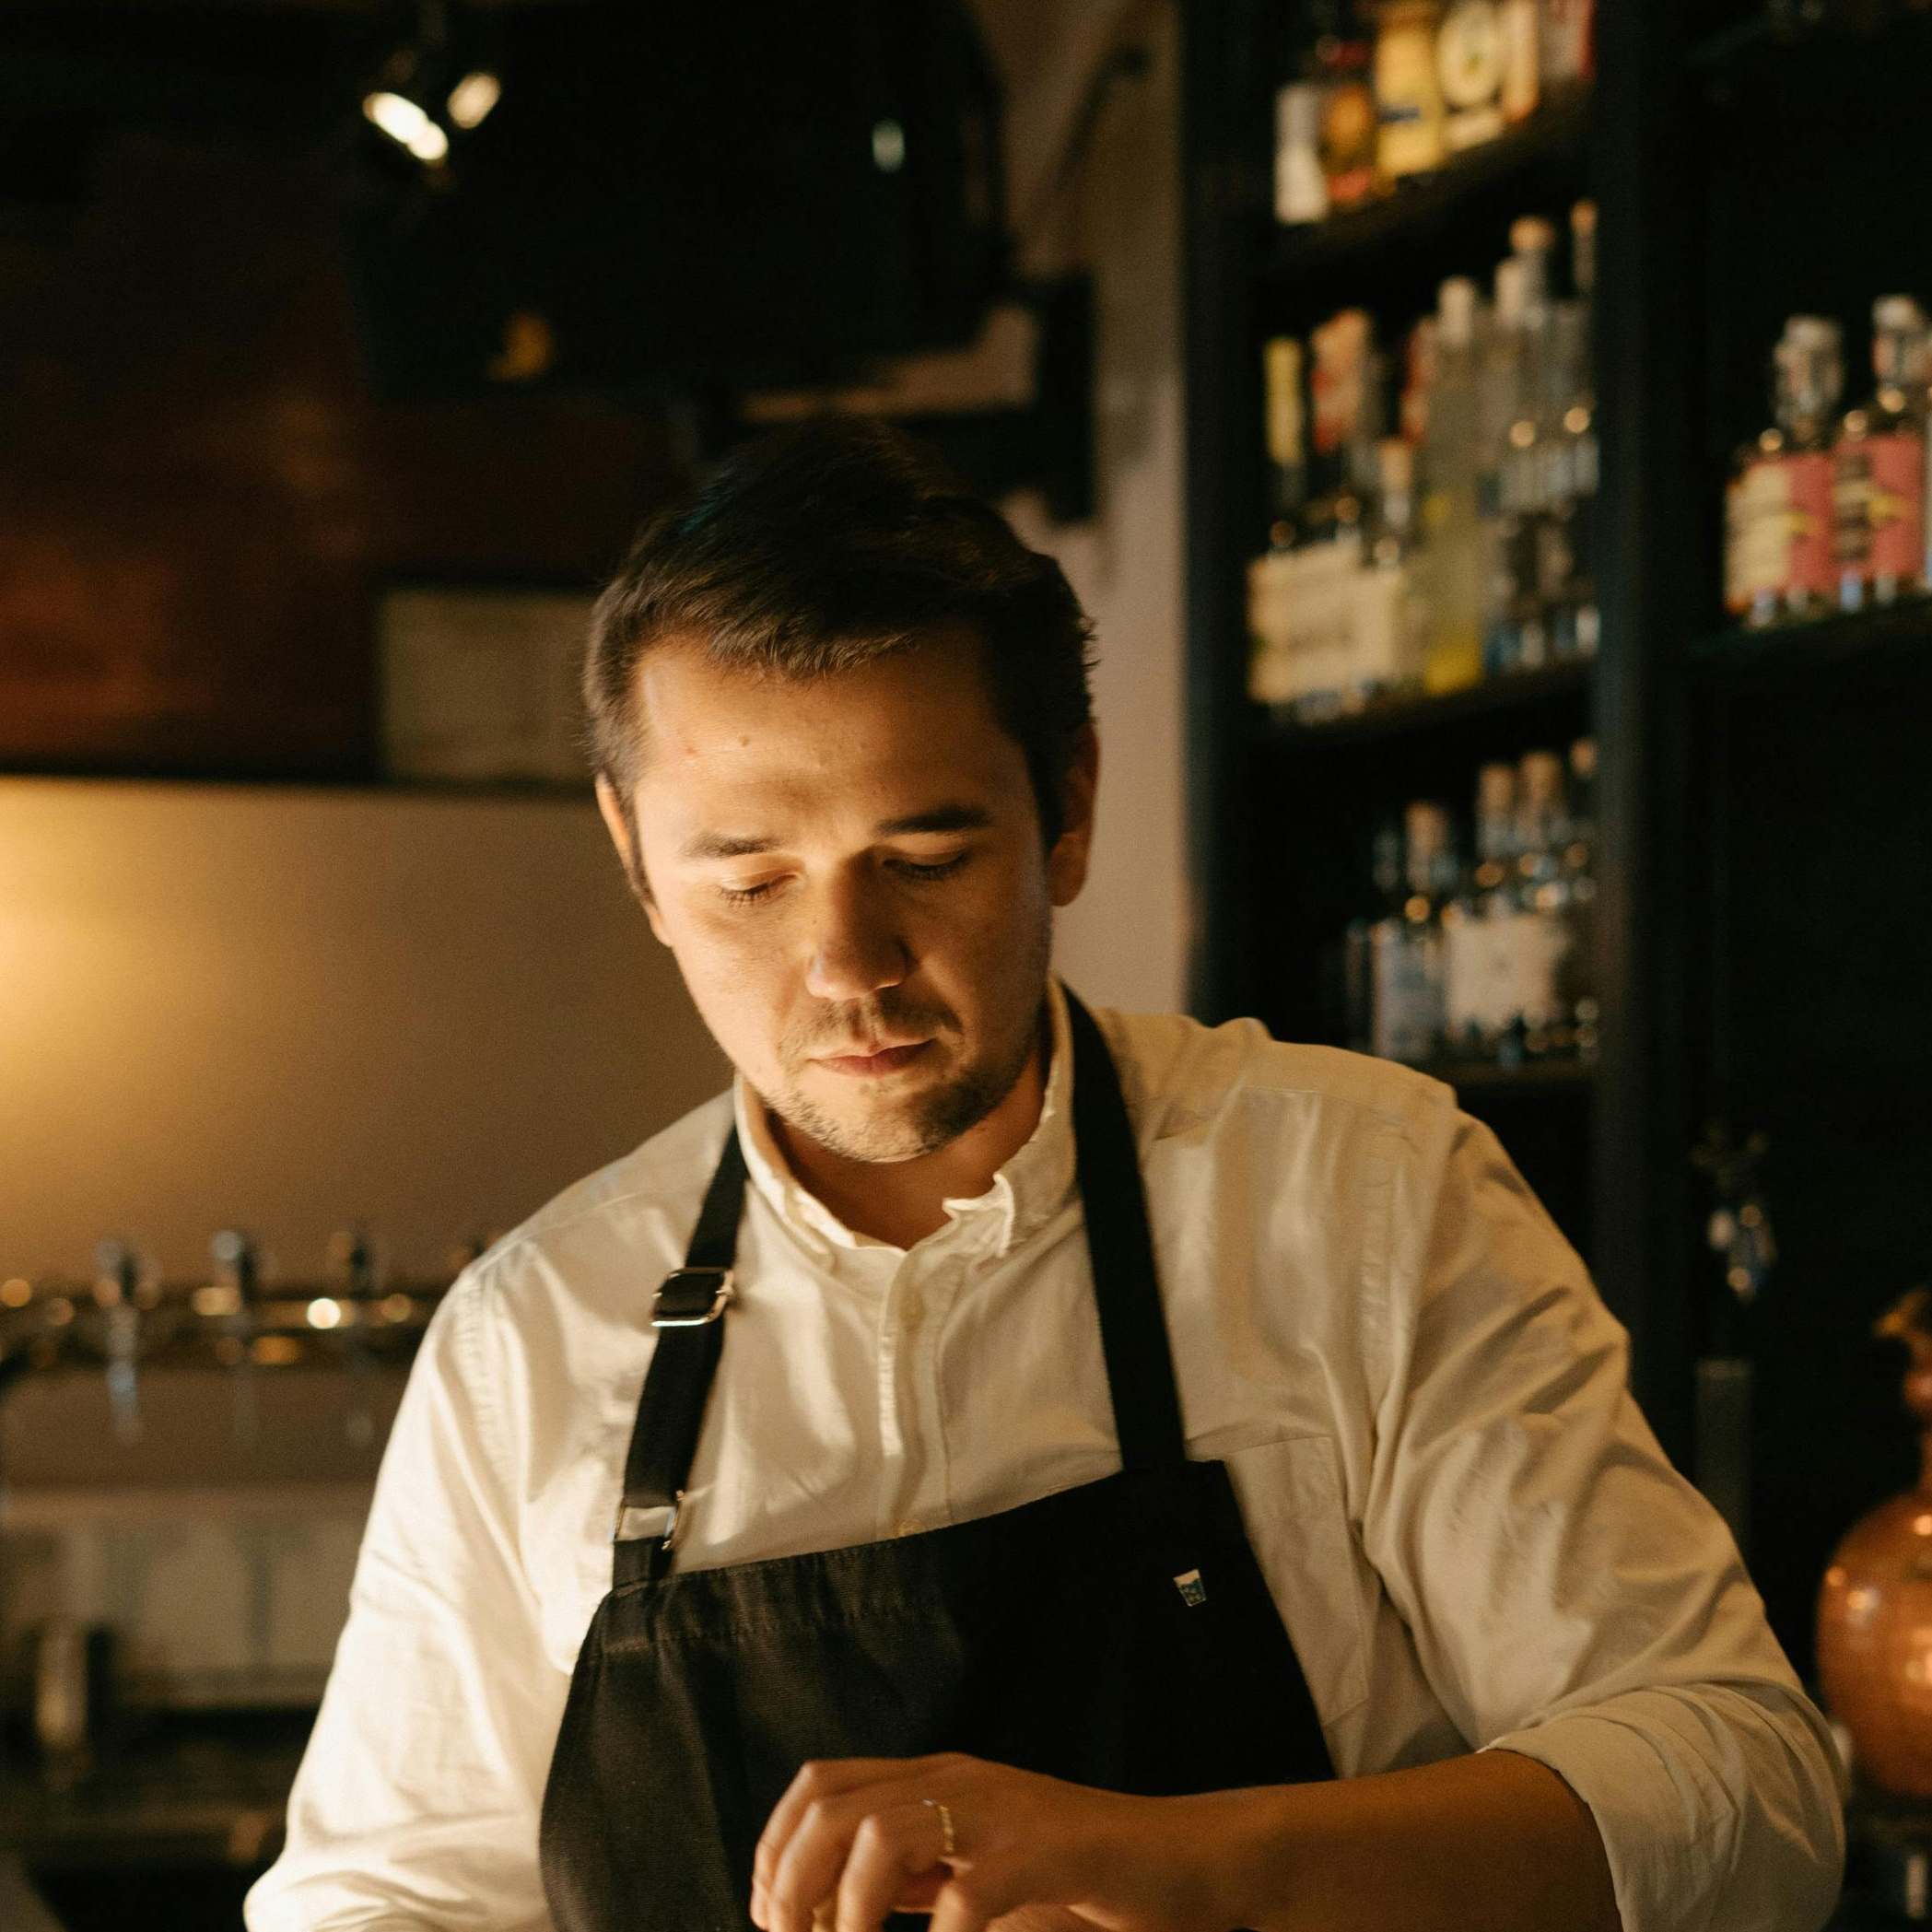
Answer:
813 1040 932 1078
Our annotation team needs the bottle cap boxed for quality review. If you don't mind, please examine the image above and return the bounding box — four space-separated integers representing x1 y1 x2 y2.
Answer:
1493 257 1527 324
1438 275 1480 345
1477 763 1516 814
1569 738 1598 780
1785 314 1842 352
1874 294 1927 334
1519 750 1564 804
1510 215 1558 257
1404 801 1451 852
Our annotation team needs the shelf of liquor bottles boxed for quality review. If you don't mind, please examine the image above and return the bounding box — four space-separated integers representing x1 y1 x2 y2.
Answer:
1188 0 1932 1712
1264 78 1591 287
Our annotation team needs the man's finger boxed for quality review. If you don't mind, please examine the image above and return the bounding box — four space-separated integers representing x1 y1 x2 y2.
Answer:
754 1756 950 1914
834 1800 949 1932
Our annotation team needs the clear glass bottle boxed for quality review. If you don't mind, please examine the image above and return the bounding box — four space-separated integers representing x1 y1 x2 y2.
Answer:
1422 275 1487 693
1476 257 1528 680
1442 761 1519 1061
1247 337 1309 712
1490 218 1557 675
1346 821 1405 1053
1302 310 1377 720
1352 439 1426 708
1371 802 1453 1063
1546 200 1600 658
1561 736 1599 1063
1512 749 1576 1060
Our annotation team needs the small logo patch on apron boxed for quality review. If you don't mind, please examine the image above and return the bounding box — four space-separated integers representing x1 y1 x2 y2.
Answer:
1173 1568 1207 1607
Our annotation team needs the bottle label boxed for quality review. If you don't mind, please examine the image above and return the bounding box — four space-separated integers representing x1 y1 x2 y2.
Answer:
1785 451 1834 600
1372 924 1442 1063
1866 429 1926 586
1833 443 1875 578
1445 907 1522 1041
1725 458 1792 615
1437 0 1504 149
1509 907 1570 1025
1376 36 1444 181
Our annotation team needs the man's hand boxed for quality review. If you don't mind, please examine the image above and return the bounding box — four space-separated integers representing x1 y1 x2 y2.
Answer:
749 1751 1250 1932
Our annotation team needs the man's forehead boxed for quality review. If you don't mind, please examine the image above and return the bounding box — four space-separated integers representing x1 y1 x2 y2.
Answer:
630 631 1010 771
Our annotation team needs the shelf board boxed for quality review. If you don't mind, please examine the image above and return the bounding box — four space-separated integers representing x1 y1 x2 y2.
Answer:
1261 82 1592 286
1689 602 1932 682
1420 1058 1598 1097
1688 9 1932 79
1254 659 1592 750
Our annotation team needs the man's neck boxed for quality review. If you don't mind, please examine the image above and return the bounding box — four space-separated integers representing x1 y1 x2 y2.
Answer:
770 1019 1051 1251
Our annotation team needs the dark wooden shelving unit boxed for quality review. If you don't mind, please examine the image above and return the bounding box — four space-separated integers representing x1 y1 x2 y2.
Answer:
1183 0 1932 1704
1261 81 1592 284
1252 660 1592 749
1691 602 1932 679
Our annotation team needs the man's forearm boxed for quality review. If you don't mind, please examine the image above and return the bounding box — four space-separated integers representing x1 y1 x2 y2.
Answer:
1189 1748 1620 1932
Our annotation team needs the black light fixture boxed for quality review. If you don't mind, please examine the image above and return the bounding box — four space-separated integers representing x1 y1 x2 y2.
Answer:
361 0 501 170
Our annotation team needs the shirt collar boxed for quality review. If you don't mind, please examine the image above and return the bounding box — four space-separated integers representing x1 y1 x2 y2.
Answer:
733 976 1078 1262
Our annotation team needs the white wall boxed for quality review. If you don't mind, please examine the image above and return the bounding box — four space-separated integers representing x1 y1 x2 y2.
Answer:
0 778 726 1285
1004 5 1187 1018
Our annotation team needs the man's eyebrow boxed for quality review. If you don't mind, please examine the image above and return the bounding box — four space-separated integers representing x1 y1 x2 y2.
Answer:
678 804 993 864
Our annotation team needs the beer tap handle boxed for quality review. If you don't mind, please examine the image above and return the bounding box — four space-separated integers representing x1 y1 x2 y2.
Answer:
210 1228 261 1449
92 1238 146 1446
327 1225 380 1449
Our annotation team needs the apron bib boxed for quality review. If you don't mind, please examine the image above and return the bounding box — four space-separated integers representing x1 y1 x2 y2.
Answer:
539 989 1336 1931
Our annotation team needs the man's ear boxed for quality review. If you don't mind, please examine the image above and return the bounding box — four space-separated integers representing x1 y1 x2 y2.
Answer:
594 774 670 946
1047 725 1100 909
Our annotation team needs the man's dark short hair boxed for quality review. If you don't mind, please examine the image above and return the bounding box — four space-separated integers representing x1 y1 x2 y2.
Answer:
581 416 1097 854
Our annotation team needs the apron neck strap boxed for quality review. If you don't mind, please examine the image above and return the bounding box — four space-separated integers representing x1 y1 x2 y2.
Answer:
612 983 1188 1586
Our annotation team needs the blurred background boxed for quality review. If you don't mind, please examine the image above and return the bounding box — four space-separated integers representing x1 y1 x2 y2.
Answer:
2 2 1930 1926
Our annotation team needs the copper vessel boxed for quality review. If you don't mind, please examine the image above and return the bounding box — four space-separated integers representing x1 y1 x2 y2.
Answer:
1819 1287 1932 1797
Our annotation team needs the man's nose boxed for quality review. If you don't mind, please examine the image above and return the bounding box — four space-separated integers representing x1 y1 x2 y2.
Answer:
804 877 910 1003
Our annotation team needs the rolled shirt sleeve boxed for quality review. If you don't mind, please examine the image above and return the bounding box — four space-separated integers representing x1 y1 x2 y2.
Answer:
246 1272 568 1932
1363 1096 1845 1931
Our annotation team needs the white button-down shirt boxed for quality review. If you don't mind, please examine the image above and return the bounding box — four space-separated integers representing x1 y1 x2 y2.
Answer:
247 982 1844 1931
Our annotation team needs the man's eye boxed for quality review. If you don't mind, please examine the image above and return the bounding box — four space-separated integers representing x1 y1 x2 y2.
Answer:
716 854 967 907
894 854 970 882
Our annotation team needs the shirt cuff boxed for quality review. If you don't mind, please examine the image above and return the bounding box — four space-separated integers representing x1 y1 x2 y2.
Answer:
1481 1687 1845 1932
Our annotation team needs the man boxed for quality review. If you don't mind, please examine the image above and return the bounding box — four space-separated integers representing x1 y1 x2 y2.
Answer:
249 417 1844 1932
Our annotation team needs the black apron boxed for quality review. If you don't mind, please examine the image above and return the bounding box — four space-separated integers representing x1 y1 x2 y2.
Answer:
539 989 1336 1932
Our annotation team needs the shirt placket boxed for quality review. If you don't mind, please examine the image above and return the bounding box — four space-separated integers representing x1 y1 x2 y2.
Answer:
875 1239 970 1540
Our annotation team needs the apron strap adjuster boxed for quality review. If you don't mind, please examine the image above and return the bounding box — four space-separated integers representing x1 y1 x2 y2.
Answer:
651 1267 735 1328
613 1486 685 1551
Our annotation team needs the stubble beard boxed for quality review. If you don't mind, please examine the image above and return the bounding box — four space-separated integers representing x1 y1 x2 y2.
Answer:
767 921 1052 1166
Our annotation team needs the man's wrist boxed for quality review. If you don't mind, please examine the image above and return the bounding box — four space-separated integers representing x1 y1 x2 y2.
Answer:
1165 1783 1308 1932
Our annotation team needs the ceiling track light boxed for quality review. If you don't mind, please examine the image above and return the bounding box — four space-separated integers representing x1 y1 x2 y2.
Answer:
360 0 500 171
